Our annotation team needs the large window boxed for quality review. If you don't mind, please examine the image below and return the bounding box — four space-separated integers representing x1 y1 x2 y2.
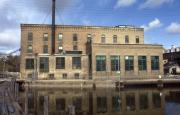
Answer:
125 56 134 71
125 35 129 44
72 57 81 69
40 57 49 72
26 59 34 69
101 34 106 43
43 33 48 41
56 57 65 69
111 56 120 71
43 45 48 54
151 56 159 70
96 56 106 71
113 35 117 43
28 32 33 41
27 45 33 53
138 56 147 71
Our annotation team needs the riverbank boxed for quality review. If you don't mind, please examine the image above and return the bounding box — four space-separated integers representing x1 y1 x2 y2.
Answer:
19 77 180 89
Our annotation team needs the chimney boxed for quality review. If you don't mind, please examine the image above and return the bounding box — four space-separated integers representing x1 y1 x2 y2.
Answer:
51 0 56 54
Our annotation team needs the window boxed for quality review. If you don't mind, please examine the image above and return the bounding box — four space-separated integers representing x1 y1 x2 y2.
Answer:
151 56 159 70
27 45 33 53
73 34 78 50
87 34 92 43
56 57 65 69
101 34 106 43
96 56 106 71
73 45 78 51
111 56 120 71
43 45 48 54
26 59 34 69
72 57 81 69
113 35 117 43
62 73 67 79
28 32 33 41
74 73 79 79
40 57 49 72
73 33 78 41
138 56 147 71
125 56 134 71
136 36 139 44
43 33 48 41
58 33 63 41
125 35 129 44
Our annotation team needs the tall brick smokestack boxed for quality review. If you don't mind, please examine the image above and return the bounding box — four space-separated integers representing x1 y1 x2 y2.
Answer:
52 0 56 54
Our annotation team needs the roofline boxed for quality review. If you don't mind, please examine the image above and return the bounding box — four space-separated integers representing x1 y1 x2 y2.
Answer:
20 23 144 30
92 43 163 47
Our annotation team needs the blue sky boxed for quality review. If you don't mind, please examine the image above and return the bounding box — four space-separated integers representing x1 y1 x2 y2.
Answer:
0 0 180 53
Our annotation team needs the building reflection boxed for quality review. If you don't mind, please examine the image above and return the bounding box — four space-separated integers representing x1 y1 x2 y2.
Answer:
19 88 180 115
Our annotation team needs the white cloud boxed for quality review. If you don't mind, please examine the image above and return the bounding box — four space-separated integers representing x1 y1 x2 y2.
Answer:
114 0 136 9
82 19 91 25
139 0 173 9
166 22 180 34
141 18 162 31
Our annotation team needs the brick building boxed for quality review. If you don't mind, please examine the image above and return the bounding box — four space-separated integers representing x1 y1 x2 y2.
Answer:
20 24 164 80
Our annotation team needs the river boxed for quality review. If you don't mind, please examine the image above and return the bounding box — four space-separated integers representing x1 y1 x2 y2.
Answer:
18 87 180 115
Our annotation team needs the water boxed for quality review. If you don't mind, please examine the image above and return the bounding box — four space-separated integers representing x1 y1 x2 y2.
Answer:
18 88 180 115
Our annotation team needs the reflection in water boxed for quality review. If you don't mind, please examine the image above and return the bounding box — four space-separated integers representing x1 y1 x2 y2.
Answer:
152 92 162 108
18 88 180 115
97 97 107 113
112 95 121 112
139 93 148 110
126 93 135 111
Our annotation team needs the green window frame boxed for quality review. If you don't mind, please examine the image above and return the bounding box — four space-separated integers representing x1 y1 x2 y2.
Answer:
138 56 147 71
125 56 134 71
111 56 120 71
151 56 159 70
96 55 106 71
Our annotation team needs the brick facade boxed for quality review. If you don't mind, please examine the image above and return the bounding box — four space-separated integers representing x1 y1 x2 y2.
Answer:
20 24 164 80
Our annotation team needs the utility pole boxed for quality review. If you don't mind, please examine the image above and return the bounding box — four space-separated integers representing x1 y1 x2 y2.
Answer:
52 0 56 54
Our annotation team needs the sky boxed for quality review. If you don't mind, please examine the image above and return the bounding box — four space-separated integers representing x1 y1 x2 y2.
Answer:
0 0 180 54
